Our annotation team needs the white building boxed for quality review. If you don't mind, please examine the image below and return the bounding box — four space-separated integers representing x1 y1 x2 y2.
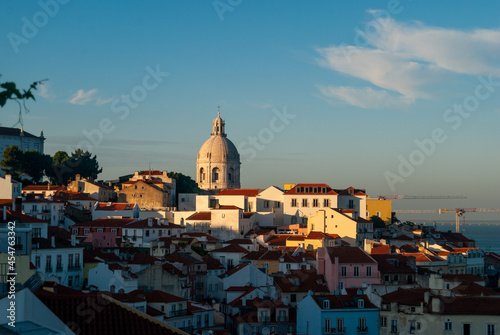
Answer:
0 126 45 155
122 217 185 248
87 262 138 293
92 202 140 220
22 197 65 226
0 174 21 199
31 235 84 289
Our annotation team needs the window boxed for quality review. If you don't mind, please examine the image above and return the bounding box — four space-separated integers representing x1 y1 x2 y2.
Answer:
84 229 90 235
312 199 319 207
72 228 78 235
145 230 150 237
410 306 416 312
354 266 359 277
376 211 381 217
391 320 398 333
33 228 42 238
323 199 330 207
264 201 269 208
487 324 495 335
35 256 40 268
324 318 332 333
358 317 366 331
338 281 344 290
56 255 62 271
380 317 387 327
111 229 117 234
46 255 52 271
291 199 297 207
302 199 308 207
410 321 416 333
75 254 80 268
348 200 354 209
323 299 330 309
204 314 209 326
384 274 390 282
358 299 364 308
68 254 73 268
68 276 73 287
366 266 372 277
341 266 347 277
336 318 344 332
274 201 281 208
97 229 103 233
286 263 291 270
444 321 452 331
290 294 296 303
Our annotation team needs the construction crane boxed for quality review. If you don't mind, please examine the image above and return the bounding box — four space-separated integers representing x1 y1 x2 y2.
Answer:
393 208 500 233
376 195 467 200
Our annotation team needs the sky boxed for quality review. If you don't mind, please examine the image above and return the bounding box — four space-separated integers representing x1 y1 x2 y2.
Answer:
1 1 500 221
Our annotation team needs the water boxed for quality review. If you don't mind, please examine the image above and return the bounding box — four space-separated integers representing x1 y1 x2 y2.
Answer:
413 220 500 254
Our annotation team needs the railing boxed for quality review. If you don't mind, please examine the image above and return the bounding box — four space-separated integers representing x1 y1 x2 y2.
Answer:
168 309 188 318
45 266 52 272
357 326 368 333
56 265 63 272
69 265 81 271
323 328 346 334
260 315 270 322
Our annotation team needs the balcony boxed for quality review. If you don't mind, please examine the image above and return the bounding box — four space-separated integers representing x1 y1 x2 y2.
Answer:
45 266 52 273
357 326 368 333
260 315 270 323
56 265 63 272
168 309 188 318
69 265 81 271
323 328 346 334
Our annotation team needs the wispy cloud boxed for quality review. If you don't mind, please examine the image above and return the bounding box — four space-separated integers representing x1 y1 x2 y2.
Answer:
316 17 500 108
37 83 56 100
68 89 114 106
68 89 98 105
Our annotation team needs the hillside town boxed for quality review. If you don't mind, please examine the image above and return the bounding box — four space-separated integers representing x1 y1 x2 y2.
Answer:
1 114 500 335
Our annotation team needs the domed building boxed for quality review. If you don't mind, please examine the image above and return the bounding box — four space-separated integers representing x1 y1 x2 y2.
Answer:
196 110 240 190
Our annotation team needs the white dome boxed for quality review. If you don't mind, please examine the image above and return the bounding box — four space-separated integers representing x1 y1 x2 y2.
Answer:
197 135 240 163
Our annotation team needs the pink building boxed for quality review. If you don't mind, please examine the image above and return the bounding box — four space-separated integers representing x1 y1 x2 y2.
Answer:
317 246 380 291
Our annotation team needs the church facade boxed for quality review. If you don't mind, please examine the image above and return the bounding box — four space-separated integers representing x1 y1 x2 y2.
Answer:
196 111 240 191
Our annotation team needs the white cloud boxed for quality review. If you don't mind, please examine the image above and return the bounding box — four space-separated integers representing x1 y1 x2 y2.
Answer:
95 97 114 106
318 85 414 109
316 17 500 108
68 89 98 105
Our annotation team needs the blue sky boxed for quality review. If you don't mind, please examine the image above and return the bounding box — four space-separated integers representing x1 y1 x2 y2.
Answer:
1 1 500 220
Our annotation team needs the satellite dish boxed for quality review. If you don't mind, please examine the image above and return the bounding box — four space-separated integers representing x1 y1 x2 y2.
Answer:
262 327 270 335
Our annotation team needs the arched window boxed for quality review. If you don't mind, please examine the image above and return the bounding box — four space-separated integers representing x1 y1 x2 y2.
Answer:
228 167 235 183
200 168 205 181
212 167 220 182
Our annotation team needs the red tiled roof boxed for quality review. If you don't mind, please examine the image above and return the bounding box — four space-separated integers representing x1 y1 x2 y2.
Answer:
36 289 182 335
382 288 430 305
181 232 219 241
306 231 340 240
211 244 249 254
401 252 445 263
216 189 259 196
311 293 377 309
372 254 416 274
452 281 498 296
186 212 211 221
211 205 242 210
95 202 136 211
333 186 367 196
325 247 377 264
129 252 160 265
285 183 337 195
54 191 97 201
139 170 164 176
23 185 65 191
440 296 500 315
224 238 253 245
125 218 174 229
6 210 48 223
274 269 329 293
371 244 391 255
73 218 137 228
203 255 225 270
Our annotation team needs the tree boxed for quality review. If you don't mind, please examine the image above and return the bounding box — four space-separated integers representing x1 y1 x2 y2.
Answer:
370 215 387 229
71 149 102 180
167 171 200 205
0 75 45 127
0 145 24 180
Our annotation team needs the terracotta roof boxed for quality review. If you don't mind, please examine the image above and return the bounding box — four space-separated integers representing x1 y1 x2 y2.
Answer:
211 244 249 254
285 183 337 195
73 218 136 228
95 202 137 211
128 252 161 265
36 289 183 335
306 231 340 240
216 189 260 196
224 238 254 245
311 293 377 309
266 235 289 246
440 232 476 243
441 274 484 282
372 254 416 274
139 170 164 176
274 269 329 293
162 263 187 277
452 281 499 296
23 185 65 191
32 236 79 249
324 247 377 264
5 210 48 223
401 252 445 263
382 288 430 306
333 186 367 196
440 296 500 315
219 263 249 278
125 218 174 229
147 306 165 317
244 228 274 237
181 232 219 241
371 244 391 255
84 249 121 263
186 212 211 221
203 255 225 270
54 190 97 201
211 205 242 210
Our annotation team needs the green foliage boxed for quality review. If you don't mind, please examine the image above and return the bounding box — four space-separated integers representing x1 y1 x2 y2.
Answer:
0 76 46 124
191 244 208 256
370 215 387 229
1 146 102 185
167 171 201 205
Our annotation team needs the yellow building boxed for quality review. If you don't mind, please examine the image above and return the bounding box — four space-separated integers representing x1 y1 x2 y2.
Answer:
0 253 36 287
366 198 392 224
285 231 339 250
283 183 296 191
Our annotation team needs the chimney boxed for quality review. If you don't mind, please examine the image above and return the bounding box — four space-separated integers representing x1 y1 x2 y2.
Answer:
3 207 6 221
51 235 56 248
71 234 76 247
